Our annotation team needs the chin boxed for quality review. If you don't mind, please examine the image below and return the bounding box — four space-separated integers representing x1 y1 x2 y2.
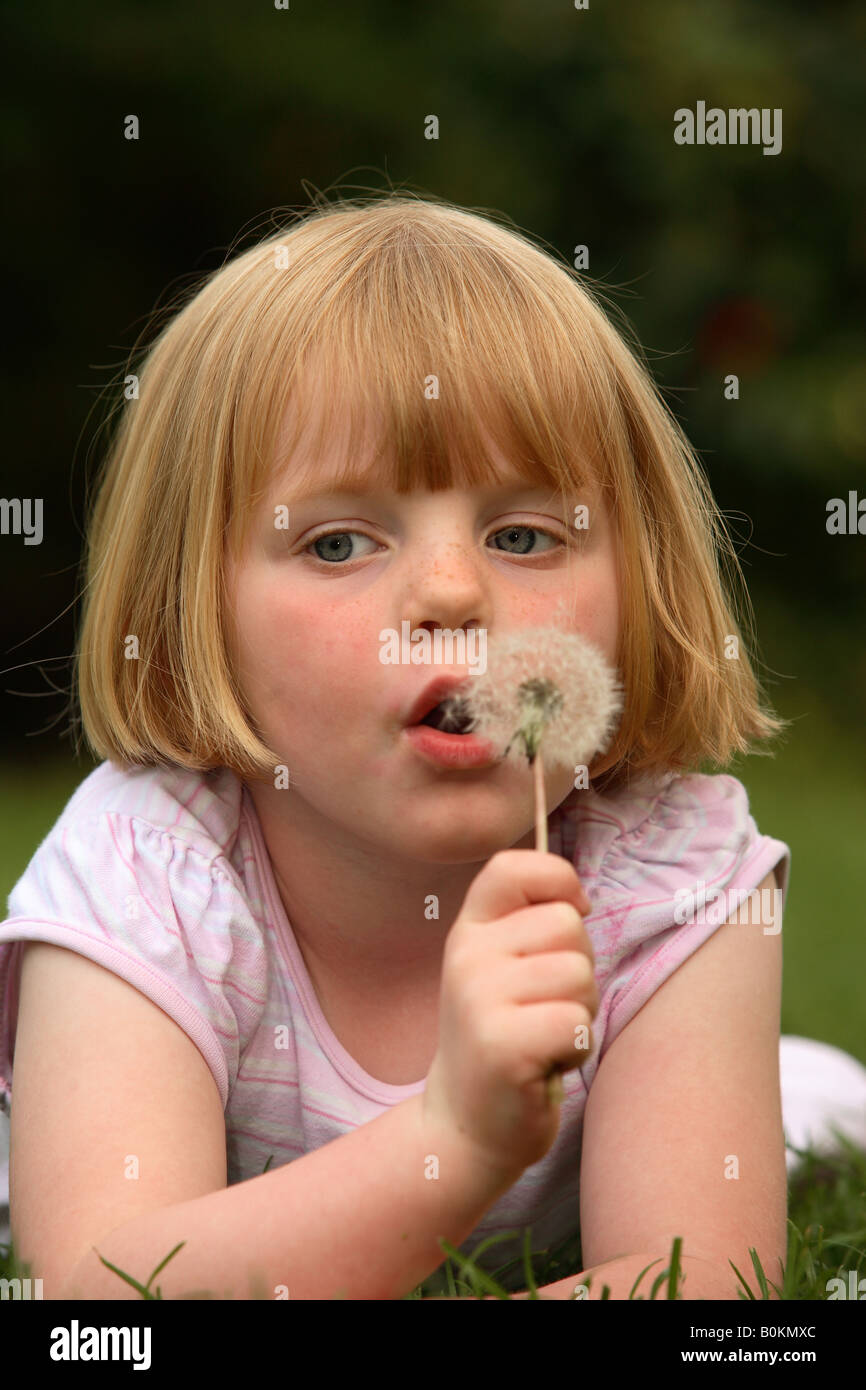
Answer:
403 816 533 864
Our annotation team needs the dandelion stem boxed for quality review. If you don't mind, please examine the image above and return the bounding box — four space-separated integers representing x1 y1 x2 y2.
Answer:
533 750 548 853
545 1068 565 1107
531 748 566 1105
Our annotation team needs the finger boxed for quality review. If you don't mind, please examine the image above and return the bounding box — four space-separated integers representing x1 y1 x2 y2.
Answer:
461 849 593 926
482 901 595 970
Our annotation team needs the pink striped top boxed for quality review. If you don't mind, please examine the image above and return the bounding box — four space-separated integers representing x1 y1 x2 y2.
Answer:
0 760 790 1294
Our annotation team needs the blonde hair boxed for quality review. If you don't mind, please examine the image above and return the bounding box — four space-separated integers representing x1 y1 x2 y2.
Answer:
72 190 789 795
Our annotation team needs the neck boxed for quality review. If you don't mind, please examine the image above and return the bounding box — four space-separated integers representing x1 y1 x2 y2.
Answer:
244 778 538 991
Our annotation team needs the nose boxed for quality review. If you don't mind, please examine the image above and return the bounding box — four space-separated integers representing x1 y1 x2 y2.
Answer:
398 537 491 635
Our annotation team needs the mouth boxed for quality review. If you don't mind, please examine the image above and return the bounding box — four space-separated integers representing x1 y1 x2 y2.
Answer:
402 675 498 767
404 718 498 769
415 697 476 735
404 675 474 731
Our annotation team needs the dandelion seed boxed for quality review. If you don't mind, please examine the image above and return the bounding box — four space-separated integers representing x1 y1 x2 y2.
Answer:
440 624 623 784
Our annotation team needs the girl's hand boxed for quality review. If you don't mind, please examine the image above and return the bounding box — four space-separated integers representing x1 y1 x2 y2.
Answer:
422 850 597 1179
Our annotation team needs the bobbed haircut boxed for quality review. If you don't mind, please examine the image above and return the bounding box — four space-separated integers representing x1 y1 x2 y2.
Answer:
72 191 789 794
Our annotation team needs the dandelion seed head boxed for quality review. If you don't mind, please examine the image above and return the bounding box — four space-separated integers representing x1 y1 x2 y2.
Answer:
441 626 624 770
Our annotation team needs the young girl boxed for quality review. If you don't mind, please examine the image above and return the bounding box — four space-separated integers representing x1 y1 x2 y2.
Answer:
1 194 864 1301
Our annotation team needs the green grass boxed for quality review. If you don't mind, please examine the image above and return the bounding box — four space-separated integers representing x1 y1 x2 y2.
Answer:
2 1134 864 1298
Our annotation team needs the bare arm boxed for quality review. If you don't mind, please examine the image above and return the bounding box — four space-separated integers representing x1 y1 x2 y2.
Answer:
11 942 519 1303
61 1091 517 1301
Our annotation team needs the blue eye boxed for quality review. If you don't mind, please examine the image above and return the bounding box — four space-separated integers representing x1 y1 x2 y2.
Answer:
307 531 378 563
488 525 559 555
304 523 563 565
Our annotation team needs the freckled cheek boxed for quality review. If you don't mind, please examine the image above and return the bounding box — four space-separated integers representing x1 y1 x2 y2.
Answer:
570 567 619 665
242 590 373 719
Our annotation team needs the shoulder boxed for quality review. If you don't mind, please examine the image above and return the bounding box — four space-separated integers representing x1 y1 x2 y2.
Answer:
550 771 790 1089
560 768 761 858
2 760 260 935
0 762 267 1111
52 759 247 861
556 769 791 920
5 760 251 905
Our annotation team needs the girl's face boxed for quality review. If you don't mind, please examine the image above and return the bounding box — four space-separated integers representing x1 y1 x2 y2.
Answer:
223 414 620 862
